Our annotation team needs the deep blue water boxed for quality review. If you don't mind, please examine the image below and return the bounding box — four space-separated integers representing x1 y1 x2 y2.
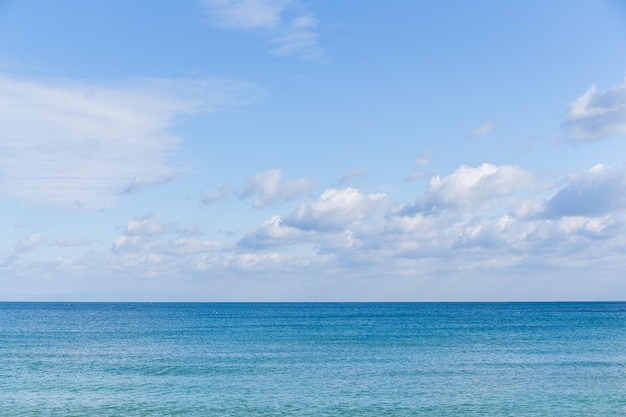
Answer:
0 302 625 416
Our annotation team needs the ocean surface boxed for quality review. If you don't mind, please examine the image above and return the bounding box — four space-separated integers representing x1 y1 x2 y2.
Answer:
0 302 625 416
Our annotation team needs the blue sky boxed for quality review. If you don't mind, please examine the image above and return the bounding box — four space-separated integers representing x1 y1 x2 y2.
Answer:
1 0 626 301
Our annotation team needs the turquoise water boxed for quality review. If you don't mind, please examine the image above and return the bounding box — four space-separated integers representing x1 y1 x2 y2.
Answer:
1 302 625 416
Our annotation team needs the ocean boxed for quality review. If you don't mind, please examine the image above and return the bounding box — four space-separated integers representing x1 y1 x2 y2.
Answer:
0 302 624 416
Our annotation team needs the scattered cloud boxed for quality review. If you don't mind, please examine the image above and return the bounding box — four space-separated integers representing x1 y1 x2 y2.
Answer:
467 121 495 137
100 162 624 281
405 156 430 181
284 187 388 231
405 163 532 214
201 0 323 59
0 74 258 209
15 233 46 252
124 215 178 237
239 215 307 248
336 169 367 187
182 225 204 237
542 164 626 218
242 169 316 207
122 173 178 193
203 183 237 205
7 161 626 300
204 169 315 207
564 76 626 142
202 0 288 30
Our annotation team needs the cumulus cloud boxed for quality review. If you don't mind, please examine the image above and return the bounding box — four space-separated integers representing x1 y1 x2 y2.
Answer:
239 215 307 248
111 215 178 253
9 160 626 300
201 0 323 59
242 169 316 207
467 121 495 137
0 74 258 209
542 164 626 218
284 187 388 231
124 215 178 237
564 76 626 142
405 163 532 213
104 214 227 280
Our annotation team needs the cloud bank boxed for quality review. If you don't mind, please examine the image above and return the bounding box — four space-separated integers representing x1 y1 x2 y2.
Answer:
6 161 626 300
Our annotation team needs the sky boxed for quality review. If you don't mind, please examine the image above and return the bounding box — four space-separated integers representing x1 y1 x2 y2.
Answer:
1 0 626 301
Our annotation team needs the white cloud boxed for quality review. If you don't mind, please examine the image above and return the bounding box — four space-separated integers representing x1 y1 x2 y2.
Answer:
467 121 495 137
167 239 221 255
122 173 178 193
8 161 626 301
336 169 367 187
564 76 626 141
239 215 307 248
203 183 237 205
202 0 288 29
405 155 430 181
15 233 46 252
405 159 428 181
0 74 258 209
112 215 178 253
110 214 223 277
542 164 626 218
124 215 177 237
242 168 316 207
269 15 321 59
407 163 532 213
201 0 323 59
284 187 388 231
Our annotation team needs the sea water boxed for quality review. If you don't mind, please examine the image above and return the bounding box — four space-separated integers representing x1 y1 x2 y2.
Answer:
0 302 624 416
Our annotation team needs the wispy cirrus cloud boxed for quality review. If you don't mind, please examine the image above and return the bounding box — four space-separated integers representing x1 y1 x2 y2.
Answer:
201 0 323 59
467 121 495 137
123 173 178 194
0 74 259 209
564 76 626 142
